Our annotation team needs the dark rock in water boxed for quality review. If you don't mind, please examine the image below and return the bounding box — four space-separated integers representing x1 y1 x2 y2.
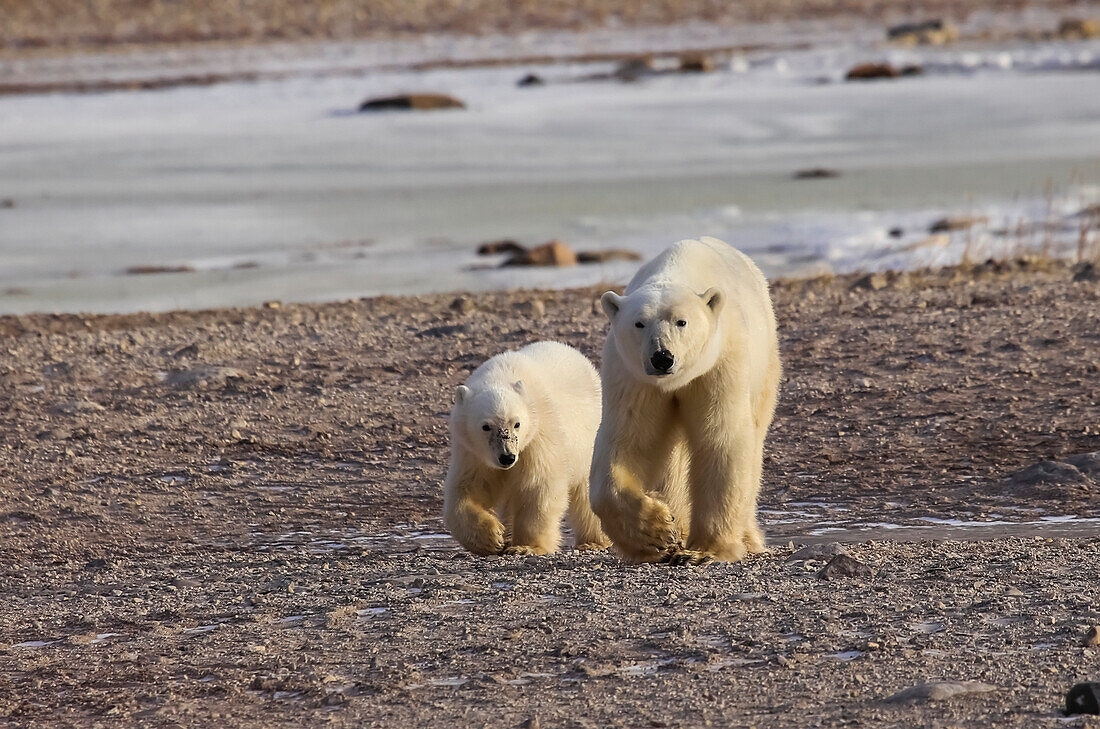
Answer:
929 215 988 233
1065 682 1100 715
886 681 997 704
794 168 840 180
818 554 876 580
678 52 716 73
477 240 526 256
614 56 658 82
1072 262 1099 283
899 65 925 76
889 227 905 238
0 198 14 208
502 240 577 267
576 249 643 263
449 296 475 314
125 264 195 275
359 94 465 112
846 63 899 80
517 74 545 87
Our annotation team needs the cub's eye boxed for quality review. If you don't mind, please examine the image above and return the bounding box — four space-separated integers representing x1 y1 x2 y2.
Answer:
634 322 644 329
481 424 491 431
514 422 521 429
676 319 687 327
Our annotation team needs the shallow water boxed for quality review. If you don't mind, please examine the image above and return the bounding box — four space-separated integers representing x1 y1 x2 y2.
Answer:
1 25 1098 314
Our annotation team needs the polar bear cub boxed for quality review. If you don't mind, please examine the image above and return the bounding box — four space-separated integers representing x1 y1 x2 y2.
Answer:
590 237 781 564
444 341 610 556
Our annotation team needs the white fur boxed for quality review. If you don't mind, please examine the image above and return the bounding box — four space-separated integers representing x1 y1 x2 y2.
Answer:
444 341 610 556
591 237 781 563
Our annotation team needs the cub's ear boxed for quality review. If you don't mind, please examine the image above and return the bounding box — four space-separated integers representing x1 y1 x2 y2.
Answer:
511 380 524 395
701 287 723 315
454 385 470 404
600 291 623 320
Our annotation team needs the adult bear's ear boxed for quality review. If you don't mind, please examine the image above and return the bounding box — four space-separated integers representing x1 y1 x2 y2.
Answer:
600 291 622 320
454 385 470 404
511 380 524 395
701 287 723 315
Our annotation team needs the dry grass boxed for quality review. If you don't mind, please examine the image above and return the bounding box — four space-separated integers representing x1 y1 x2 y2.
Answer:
0 0 1063 51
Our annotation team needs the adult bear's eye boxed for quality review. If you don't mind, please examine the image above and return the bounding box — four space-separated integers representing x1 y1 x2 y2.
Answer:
514 422 520 429
634 321 644 329
676 319 687 327
482 424 491 431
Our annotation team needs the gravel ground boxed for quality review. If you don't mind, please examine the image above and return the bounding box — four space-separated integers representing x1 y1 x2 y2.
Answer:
0 259 1098 726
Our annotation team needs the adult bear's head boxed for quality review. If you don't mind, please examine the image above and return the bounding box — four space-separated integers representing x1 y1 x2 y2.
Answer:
452 381 533 470
600 282 724 391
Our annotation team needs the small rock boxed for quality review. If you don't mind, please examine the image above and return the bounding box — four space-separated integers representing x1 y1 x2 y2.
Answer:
1084 626 1100 647
886 681 997 704
166 365 245 390
1064 451 1100 478
818 554 876 580
449 296 476 314
846 62 899 80
794 168 840 180
888 227 905 238
0 198 14 208
787 542 849 563
515 300 546 317
358 93 465 112
1058 18 1100 40
1004 460 1092 488
614 56 658 82
576 249 643 263
678 52 716 73
851 273 888 291
517 74 545 87
262 300 281 309
1072 262 1099 283
477 240 526 256
172 343 200 359
50 399 105 416
124 264 195 275
929 215 988 233
416 324 468 339
1004 586 1025 597
502 240 577 267
1066 682 1100 715
520 716 540 729
887 19 959 46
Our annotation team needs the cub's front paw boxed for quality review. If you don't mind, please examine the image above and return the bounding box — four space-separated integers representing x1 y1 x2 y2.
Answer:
464 518 506 556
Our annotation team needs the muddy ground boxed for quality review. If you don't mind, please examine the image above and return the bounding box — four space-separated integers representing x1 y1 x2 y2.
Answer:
0 260 1098 727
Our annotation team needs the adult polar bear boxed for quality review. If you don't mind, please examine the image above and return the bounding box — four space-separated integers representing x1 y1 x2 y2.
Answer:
591 237 780 564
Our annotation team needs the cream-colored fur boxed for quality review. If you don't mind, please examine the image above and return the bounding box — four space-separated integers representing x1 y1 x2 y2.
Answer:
443 341 610 556
590 237 781 564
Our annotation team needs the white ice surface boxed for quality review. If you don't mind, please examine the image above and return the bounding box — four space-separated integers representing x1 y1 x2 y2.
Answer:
1 31 1099 313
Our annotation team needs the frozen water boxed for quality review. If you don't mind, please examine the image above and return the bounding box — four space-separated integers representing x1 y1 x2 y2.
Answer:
0 23 1098 314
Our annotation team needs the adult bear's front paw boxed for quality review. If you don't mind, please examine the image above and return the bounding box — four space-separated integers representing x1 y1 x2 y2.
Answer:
636 497 684 557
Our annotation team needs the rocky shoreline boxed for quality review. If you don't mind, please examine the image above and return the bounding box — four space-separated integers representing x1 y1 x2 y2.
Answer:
0 259 1098 726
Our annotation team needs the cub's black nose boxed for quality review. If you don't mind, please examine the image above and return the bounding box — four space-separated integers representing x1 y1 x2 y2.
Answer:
499 453 517 466
651 349 675 373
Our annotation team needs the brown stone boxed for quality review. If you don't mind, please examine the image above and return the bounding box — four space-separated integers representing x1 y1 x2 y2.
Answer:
502 240 577 267
358 94 465 112
678 52 716 73
846 63 899 80
576 249 643 263
477 240 526 256
1058 18 1100 40
929 215 988 233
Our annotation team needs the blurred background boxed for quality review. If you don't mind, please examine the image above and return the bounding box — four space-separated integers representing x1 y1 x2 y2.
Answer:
1 0 1098 314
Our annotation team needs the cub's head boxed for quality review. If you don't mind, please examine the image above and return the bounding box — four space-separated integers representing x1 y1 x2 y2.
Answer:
452 382 533 469
600 283 723 391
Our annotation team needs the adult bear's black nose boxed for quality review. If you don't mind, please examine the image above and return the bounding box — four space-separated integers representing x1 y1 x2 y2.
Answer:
498 453 516 467
651 349 675 373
